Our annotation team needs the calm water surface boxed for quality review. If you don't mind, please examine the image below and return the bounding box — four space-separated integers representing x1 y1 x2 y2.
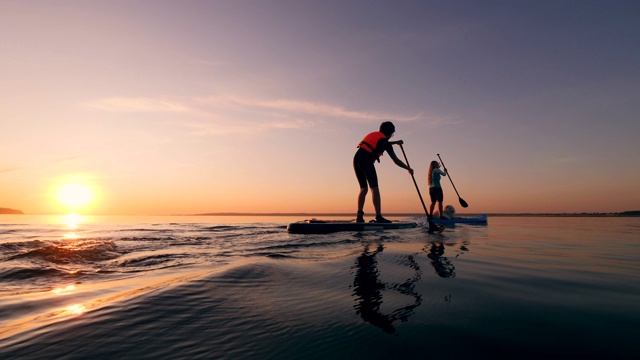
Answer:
1 215 638 359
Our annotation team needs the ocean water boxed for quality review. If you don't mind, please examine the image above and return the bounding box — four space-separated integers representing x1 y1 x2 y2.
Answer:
1 214 639 359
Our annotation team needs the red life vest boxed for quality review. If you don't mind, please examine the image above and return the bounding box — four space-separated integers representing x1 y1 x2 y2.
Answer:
357 131 387 159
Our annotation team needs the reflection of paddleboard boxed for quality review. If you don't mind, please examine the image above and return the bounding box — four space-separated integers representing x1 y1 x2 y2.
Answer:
287 219 418 234
430 214 488 225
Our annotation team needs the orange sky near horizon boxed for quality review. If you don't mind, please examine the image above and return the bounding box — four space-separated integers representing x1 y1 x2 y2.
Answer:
2 1 639 216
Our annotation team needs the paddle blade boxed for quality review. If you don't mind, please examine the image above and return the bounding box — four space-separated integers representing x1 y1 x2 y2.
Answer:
459 198 469 208
427 219 444 233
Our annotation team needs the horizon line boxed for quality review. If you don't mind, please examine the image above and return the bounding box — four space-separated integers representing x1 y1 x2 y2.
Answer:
2 211 639 217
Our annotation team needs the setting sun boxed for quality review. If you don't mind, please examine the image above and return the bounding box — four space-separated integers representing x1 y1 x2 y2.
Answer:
56 184 95 212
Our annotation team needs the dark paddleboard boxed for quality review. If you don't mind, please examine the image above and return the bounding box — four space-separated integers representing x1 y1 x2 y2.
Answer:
430 214 488 225
287 219 418 234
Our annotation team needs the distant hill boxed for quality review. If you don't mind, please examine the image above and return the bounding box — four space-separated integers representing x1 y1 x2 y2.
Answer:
619 210 640 216
0 207 23 214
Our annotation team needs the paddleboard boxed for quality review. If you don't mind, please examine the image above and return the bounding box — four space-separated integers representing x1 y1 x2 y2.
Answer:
430 214 488 225
287 219 418 234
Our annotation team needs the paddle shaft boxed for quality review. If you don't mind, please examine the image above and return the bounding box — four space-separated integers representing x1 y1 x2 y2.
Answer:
437 153 468 208
399 144 438 227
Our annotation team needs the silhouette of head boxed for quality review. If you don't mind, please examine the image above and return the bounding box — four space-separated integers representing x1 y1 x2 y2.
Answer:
379 121 395 138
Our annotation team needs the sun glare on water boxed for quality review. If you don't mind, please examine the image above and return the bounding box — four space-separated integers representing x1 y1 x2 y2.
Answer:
63 213 83 231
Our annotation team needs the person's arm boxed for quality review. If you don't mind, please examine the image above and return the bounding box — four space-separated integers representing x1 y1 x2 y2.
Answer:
386 141 414 175
436 168 447 176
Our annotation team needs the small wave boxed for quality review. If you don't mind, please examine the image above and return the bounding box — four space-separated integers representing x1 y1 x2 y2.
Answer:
117 236 212 245
168 236 212 244
217 229 283 240
255 238 360 253
201 225 245 232
0 240 49 253
0 229 21 235
0 267 69 281
116 228 175 233
254 252 295 259
118 253 193 269
11 240 121 264
119 236 177 242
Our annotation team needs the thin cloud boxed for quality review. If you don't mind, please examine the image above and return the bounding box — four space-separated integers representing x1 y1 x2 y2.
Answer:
183 116 316 135
197 95 424 122
86 94 441 135
88 94 425 121
0 166 24 173
0 157 85 174
86 97 193 113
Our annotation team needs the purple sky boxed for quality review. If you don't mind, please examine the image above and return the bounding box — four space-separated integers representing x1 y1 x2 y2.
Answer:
1 0 639 214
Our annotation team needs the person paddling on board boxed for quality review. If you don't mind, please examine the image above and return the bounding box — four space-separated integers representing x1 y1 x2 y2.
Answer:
428 160 448 219
354 121 413 223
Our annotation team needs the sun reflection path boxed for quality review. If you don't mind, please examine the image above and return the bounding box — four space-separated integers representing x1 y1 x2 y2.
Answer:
52 285 76 295
50 285 86 315
61 213 86 239
65 304 86 315
63 213 83 229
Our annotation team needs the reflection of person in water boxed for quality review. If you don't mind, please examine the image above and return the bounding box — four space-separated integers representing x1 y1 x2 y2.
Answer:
425 242 456 278
352 242 422 333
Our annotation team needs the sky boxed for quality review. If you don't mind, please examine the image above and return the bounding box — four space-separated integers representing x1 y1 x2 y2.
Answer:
1 0 639 215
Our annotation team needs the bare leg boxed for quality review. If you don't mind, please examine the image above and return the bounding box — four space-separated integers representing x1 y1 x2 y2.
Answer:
429 202 435 216
371 186 382 217
357 187 368 213
438 201 444 217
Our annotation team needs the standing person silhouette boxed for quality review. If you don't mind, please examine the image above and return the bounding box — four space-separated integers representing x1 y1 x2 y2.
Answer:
353 121 413 223
428 160 448 218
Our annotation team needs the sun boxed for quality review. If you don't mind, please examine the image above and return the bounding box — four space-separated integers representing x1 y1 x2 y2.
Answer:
56 183 95 211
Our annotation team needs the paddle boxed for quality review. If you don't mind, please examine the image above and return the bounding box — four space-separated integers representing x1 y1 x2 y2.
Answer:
437 154 468 208
399 144 442 233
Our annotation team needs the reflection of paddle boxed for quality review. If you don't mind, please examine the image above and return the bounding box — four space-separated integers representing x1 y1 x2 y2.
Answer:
437 154 468 208
399 144 442 233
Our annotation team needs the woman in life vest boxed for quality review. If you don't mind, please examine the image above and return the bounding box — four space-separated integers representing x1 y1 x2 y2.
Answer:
353 121 413 223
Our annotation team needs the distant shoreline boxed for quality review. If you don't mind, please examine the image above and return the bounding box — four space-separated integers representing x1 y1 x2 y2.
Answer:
3 211 639 217
191 211 640 217
0 207 23 214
